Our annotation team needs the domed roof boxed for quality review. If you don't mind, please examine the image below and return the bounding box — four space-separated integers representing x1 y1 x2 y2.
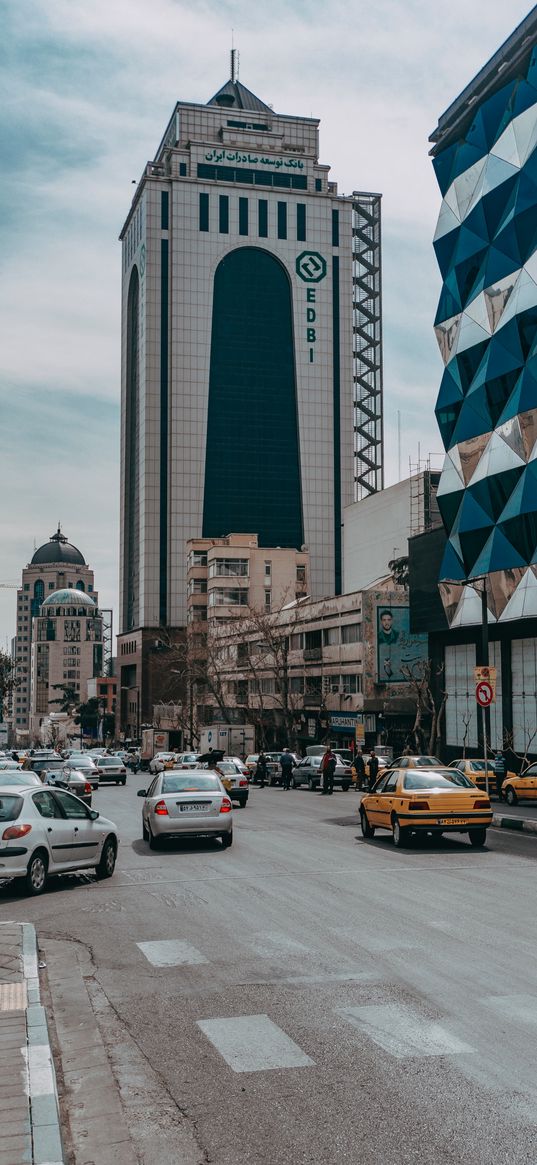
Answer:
42 589 96 610
31 525 86 566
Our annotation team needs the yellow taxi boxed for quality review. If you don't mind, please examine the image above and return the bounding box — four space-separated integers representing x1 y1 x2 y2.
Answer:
448 758 515 792
376 755 443 778
360 766 492 848
502 762 537 805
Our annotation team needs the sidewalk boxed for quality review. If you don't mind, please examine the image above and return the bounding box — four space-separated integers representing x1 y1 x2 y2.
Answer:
0 921 63 1165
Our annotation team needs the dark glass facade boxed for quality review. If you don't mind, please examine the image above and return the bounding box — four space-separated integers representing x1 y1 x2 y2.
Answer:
124 266 140 630
203 247 303 549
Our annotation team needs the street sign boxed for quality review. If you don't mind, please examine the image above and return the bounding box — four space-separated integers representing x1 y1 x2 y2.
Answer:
474 666 496 702
476 681 493 707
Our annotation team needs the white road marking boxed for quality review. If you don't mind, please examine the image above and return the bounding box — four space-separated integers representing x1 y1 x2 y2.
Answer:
482 995 537 1025
197 1014 314 1073
338 1004 474 1059
137 940 208 967
249 931 310 956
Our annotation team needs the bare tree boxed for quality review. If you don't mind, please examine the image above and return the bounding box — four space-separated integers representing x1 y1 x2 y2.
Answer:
461 710 472 759
400 659 448 755
502 726 537 773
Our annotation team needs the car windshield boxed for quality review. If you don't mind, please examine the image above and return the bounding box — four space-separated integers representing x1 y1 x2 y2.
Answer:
216 763 237 775
404 771 475 790
162 775 221 793
98 759 117 766
467 761 489 771
414 757 442 766
0 795 22 820
0 773 39 786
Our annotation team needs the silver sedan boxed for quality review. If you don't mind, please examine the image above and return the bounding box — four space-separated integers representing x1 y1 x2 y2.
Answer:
138 770 233 849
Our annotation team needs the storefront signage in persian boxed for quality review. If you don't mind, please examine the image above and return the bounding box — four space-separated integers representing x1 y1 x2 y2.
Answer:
204 148 305 170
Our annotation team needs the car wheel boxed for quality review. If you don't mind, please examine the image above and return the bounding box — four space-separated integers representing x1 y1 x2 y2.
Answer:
221 830 233 848
148 823 160 850
238 796 248 808
121 778 126 786
142 818 149 841
96 836 117 879
269 776 276 787
392 816 408 848
342 782 350 792
360 809 375 839
505 786 517 805
469 827 487 848
291 776 298 789
25 851 48 896
308 777 316 791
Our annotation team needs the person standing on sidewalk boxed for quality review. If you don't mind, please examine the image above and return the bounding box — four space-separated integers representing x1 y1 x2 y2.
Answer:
321 746 336 795
368 749 379 790
280 749 294 790
494 750 507 799
352 749 365 791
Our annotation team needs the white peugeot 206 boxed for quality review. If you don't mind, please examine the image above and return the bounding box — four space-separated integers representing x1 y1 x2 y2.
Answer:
0 783 119 896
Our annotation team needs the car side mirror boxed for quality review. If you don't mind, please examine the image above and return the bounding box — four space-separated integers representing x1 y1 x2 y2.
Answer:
137 789 147 797
89 810 99 821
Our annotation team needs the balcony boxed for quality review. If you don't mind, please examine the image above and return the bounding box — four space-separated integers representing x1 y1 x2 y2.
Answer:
304 647 322 662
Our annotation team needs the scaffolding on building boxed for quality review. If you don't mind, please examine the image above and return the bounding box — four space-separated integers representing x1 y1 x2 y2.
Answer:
352 192 383 500
408 458 442 537
100 609 114 676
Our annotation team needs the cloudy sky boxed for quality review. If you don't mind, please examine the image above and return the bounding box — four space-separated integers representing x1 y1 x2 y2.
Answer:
1 0 533 646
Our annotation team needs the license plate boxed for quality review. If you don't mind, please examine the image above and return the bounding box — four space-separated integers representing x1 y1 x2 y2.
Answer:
440 817 467 825
179 803 206 812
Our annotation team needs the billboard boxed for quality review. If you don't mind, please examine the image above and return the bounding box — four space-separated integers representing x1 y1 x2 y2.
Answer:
376 606 427 683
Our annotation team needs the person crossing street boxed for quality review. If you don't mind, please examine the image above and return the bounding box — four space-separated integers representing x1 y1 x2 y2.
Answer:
321 746 336 795
280 749 294 790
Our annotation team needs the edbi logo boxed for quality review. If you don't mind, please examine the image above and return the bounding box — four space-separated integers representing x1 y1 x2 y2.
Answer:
296 251 327 283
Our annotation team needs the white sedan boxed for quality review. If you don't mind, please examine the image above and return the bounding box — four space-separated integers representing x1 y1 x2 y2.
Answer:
0 784 119 895
149 752 177 774
138 770 233 848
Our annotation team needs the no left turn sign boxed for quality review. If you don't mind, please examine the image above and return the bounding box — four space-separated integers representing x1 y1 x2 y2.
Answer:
476 681 493 707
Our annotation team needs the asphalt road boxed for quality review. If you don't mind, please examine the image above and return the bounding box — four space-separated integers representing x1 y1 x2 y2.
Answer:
3 780 537 1163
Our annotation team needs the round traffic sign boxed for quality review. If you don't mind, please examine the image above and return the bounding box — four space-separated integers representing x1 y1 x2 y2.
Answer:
476 681 493 707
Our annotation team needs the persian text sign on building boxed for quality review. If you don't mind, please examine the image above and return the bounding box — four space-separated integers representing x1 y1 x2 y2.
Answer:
376 606 428 683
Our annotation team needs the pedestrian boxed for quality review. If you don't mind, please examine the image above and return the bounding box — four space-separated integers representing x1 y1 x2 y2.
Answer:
321 745 336 795
494 750 507 799
368 749 379 790
280 748 294 790
256 752 268 788
352 749 365 791
402 743 413 756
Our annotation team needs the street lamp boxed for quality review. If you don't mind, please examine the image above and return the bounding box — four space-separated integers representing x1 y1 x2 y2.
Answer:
442 573 491 792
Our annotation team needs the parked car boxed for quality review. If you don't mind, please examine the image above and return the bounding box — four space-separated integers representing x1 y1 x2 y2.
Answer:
30 758 67 779
291 754 353 791
137 770 233 848
0 772 42 787
62 757 99 791
245 754 280 784
42 768 93 806
0 784 118 894
0 760 23 772
172 752 201 770
501 762 537 805
360 767 492 847
149 752 177 775
92 757 127 786
224 756 250 778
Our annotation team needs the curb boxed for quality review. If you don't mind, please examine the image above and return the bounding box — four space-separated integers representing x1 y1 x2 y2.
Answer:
21 922 65 1165
492 812 537 835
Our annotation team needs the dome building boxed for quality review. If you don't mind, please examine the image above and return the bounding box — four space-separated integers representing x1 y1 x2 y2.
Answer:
12 528 98 743
29 588 104 743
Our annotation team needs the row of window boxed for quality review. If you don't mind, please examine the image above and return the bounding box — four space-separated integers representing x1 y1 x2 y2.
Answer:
198 163 308 191
120 640 138 655
23 581 91 593
200 193 309 242
225 673 363 697
208 588 249 607
289 623 362 649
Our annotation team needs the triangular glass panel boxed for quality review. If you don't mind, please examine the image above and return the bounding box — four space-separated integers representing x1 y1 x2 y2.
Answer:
481 153 520 198
517 305 537 360
500 568 537 620
498 513 537 564
496 415 525 462
437 451 465 496
438 580 464 626
453 491 494 533
483 242 520 289
434 201 461 243
468 430 526 484
497 268 537 332
512 98 537 166
481 176 520 241
436 401 463 451
484 269 519 335
498 460 537 519
458 432 491 484
435 281 462 328
487 566 525 619
480 82 517 152
453 312 491 358
470 466 525 522
450 585 492 628
450 141 490 188
451 395 493 445
485 370 522 428
434 313 461 365
453 156 488 219
470 526 526 575
459 525 495 577
433 228 461 282
439 540 466 583
454 337 490 394
435 365 465 411
490 121 521 168
519 409 537 461
433 141 462 197
464 292 492 334
437 487 465 532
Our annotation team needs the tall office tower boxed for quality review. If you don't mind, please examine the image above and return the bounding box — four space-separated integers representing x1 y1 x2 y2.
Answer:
118 69 383 649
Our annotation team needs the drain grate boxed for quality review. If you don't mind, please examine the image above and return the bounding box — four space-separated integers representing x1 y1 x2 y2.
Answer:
0 982 27 1011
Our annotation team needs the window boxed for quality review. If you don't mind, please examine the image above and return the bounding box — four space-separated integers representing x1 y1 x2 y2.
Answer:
188 578 207 595
261 678 275 695
179 162 187 176
197 164 307 190
48 582 55 588
161 191 169 230
341 623 361 644
290 676 304 693
227 120 269 131
297 203 306 242
332 208 339 247
209 559 249 577
53 790 90 819
264 561 272 578
315 178 322 191
264 590 271 612
322 627 339 646
23 584 29 591
277 202 287 239
239 197 248 235
290 632 304 650
33 791 62 819
208 588 249 606
188 550 208 568
237 680 248 704
341 674 362 694
258 200 268 237
219 194 229 234
199 193 209 232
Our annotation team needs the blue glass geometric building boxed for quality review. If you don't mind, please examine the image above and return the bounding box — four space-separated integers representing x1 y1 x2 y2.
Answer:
430 11 537 627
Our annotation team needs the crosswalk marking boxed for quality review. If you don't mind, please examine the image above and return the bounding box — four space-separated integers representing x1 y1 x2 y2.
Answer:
197 1014 314 1073
338 1003 474 1059
137 940 208 967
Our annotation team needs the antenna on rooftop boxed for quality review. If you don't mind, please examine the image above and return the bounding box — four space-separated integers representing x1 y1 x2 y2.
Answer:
231 39 239 82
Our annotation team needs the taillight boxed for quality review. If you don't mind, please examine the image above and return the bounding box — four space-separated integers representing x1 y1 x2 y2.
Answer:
239 780 248 787
84 782 92 794
154 800 169 815
474 799 490 809
219 798 232 814
408 800 430 811
3 823 32 840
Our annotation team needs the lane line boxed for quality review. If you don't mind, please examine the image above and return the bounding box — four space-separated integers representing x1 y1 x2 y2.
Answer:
136 940 208 967
338 1004 474 1059
197 1014 314 1073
